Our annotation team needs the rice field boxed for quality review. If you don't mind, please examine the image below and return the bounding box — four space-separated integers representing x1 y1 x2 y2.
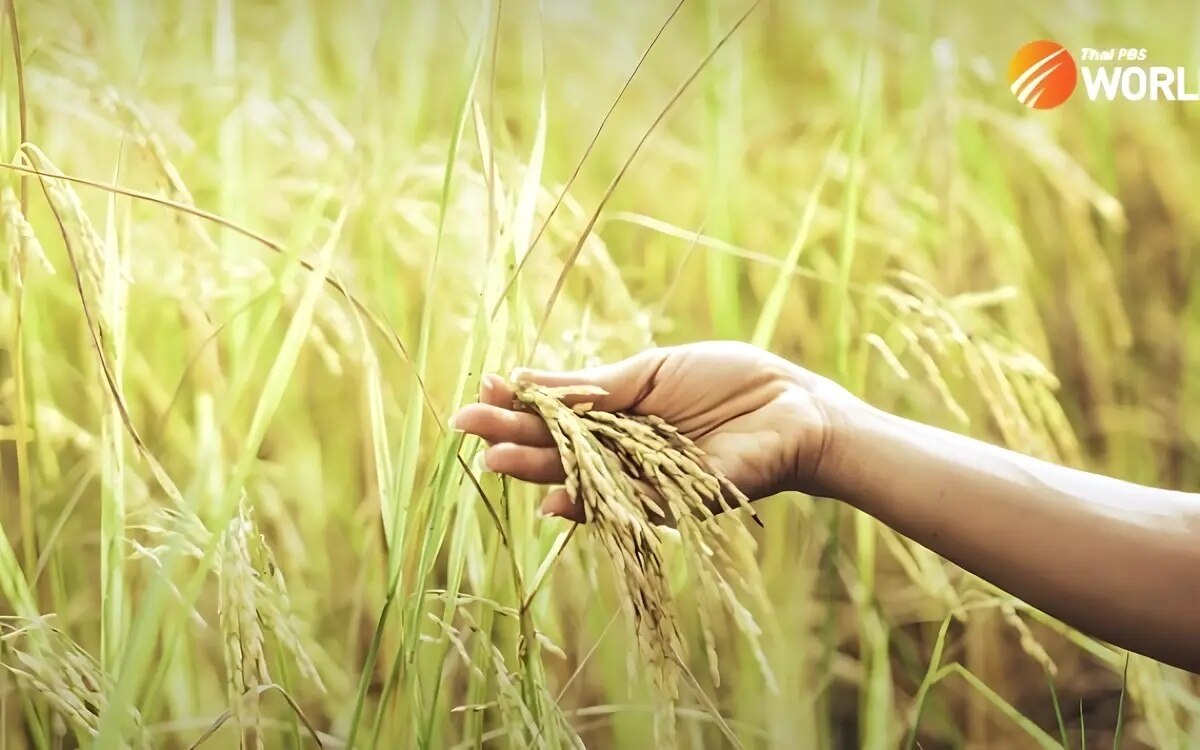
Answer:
0 0 1198 747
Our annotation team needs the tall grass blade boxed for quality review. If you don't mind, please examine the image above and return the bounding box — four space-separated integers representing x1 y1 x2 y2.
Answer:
751 132 841 348
1047 671 1069 748
492 0 686 316
1113 654 1129 750
531 0 765 354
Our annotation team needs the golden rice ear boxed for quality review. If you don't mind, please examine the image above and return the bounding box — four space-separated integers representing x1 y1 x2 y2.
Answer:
514 381 778 736
2 620 149 746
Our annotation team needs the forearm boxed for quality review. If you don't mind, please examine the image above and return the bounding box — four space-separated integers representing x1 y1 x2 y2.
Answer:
820 398 1200 673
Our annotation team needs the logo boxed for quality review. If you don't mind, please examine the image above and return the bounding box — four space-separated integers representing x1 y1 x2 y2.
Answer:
1008 40 1078 109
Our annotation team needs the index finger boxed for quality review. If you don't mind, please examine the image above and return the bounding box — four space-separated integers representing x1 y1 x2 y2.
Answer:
509 348 666 413
480 373 517 409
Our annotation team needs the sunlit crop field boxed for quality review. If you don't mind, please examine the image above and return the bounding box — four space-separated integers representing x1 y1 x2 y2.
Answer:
0 0 1198 747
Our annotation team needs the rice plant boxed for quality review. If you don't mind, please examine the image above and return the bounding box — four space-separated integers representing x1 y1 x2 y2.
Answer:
0 0 1197 748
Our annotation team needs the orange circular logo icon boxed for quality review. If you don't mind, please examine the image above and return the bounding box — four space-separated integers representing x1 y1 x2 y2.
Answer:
1008 40 1077 109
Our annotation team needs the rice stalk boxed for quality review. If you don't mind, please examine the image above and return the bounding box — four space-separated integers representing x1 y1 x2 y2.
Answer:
434 605 582 749
219 508 271 750
868 277 1095 702
1000 603 1057 677
20 145 110 317
1 619 148 749
514 380 775 742
211 502 325 749
864 332 911 381
2 184 52 284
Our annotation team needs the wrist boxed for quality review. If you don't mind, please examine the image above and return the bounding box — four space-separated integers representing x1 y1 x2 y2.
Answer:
793 374 872 500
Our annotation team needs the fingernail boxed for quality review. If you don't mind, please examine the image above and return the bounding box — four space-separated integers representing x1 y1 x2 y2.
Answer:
481 373 506 398
449 413 462 431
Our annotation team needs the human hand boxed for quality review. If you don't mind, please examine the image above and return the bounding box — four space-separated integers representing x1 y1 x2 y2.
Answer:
451 341 851 521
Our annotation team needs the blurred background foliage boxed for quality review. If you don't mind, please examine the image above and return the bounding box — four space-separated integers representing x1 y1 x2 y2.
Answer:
0 0 1197 747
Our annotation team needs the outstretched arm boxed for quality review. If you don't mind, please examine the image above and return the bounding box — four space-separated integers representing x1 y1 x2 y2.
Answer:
823 397 1200 674
452 342 1200 673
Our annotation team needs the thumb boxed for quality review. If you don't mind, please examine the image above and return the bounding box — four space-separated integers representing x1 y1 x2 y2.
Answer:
511 347 667 413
